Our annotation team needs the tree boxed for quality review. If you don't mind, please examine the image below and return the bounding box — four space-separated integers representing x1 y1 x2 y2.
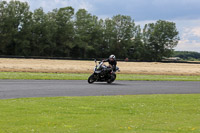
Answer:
143 20 179 61
16 6 32 56
0 0 31 55
0 1 180 60
31 8 55 56
0 1 9 54
173 51 200 60
102 18 116 58
129 25 144 60
86 16 104 58
111 15 136 59
73 9 94 58
54 7 74 57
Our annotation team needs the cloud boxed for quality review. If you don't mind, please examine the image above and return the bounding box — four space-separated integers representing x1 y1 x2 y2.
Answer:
176 39 200 52
50 0 94 12
190 27 200 37
4 0 94 13
4 0 29 2
174 19 200 52
85 0 200 21
4 0 200 21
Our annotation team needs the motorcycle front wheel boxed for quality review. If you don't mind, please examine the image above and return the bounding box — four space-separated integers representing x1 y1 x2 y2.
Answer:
88 74 96 84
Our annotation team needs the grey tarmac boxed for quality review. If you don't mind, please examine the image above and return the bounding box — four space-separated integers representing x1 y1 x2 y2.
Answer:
0 80 200 99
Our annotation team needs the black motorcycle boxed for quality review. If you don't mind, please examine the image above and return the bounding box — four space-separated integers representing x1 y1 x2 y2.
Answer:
88 59 120 84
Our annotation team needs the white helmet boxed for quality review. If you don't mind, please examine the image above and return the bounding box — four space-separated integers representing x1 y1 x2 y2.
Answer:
109 54 116 60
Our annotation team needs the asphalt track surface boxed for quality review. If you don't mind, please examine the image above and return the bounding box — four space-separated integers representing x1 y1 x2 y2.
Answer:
0 80 200 99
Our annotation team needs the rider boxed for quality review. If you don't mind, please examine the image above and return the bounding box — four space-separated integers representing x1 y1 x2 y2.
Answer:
103 55 117 72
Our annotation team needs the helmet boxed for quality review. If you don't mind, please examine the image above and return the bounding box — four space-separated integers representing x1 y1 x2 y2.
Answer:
109 54 116 60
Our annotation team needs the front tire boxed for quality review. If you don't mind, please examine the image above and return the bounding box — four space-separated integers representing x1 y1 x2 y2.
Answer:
88 74 96 84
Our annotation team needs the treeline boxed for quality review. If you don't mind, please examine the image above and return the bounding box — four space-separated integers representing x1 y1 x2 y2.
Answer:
0 0 179 61
173 51 200 61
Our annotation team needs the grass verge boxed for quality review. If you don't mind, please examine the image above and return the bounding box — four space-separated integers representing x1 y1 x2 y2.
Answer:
0 72 200 81
0 94 200 133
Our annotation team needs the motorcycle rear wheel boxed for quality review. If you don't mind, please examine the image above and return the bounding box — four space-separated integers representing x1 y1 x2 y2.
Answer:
107 73 116 84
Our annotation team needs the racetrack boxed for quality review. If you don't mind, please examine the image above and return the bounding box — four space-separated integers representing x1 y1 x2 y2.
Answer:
0 80 200 99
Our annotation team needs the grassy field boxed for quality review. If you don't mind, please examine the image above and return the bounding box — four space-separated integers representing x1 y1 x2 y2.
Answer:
0 94 200 133
0 58 200 81
1 58 199 133
1 72 200 81
1 58 200 75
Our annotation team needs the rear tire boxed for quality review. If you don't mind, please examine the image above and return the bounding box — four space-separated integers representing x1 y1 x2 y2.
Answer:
107 73 116 84
88 74 96 84
107 79 112 84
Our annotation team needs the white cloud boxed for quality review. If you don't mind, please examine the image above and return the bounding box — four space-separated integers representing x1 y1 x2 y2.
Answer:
4 0 29 2
174 20 200 52
176 39 200 52
77 1 94 11
191 27 200 37
4 0 94 13
41 0 94 12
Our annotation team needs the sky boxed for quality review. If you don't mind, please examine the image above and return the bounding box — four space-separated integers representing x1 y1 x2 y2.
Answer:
4 0 200 52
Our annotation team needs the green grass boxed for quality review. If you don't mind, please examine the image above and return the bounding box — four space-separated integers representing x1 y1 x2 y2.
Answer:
0 72 89 80
0 72 200 81
0 94 200 133
117 74 200 81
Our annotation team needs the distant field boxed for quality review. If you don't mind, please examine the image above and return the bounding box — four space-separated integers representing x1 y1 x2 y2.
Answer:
0 58 200 75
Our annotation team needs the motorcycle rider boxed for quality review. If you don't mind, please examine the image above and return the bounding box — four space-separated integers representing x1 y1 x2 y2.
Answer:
103 55 117 72
88 54 119 84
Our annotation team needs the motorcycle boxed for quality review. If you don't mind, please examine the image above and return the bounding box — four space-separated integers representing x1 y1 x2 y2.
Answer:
88 59 120 84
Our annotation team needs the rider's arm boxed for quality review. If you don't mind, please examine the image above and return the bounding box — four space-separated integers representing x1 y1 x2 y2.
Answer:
103 59 109 62
112 61 117 71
